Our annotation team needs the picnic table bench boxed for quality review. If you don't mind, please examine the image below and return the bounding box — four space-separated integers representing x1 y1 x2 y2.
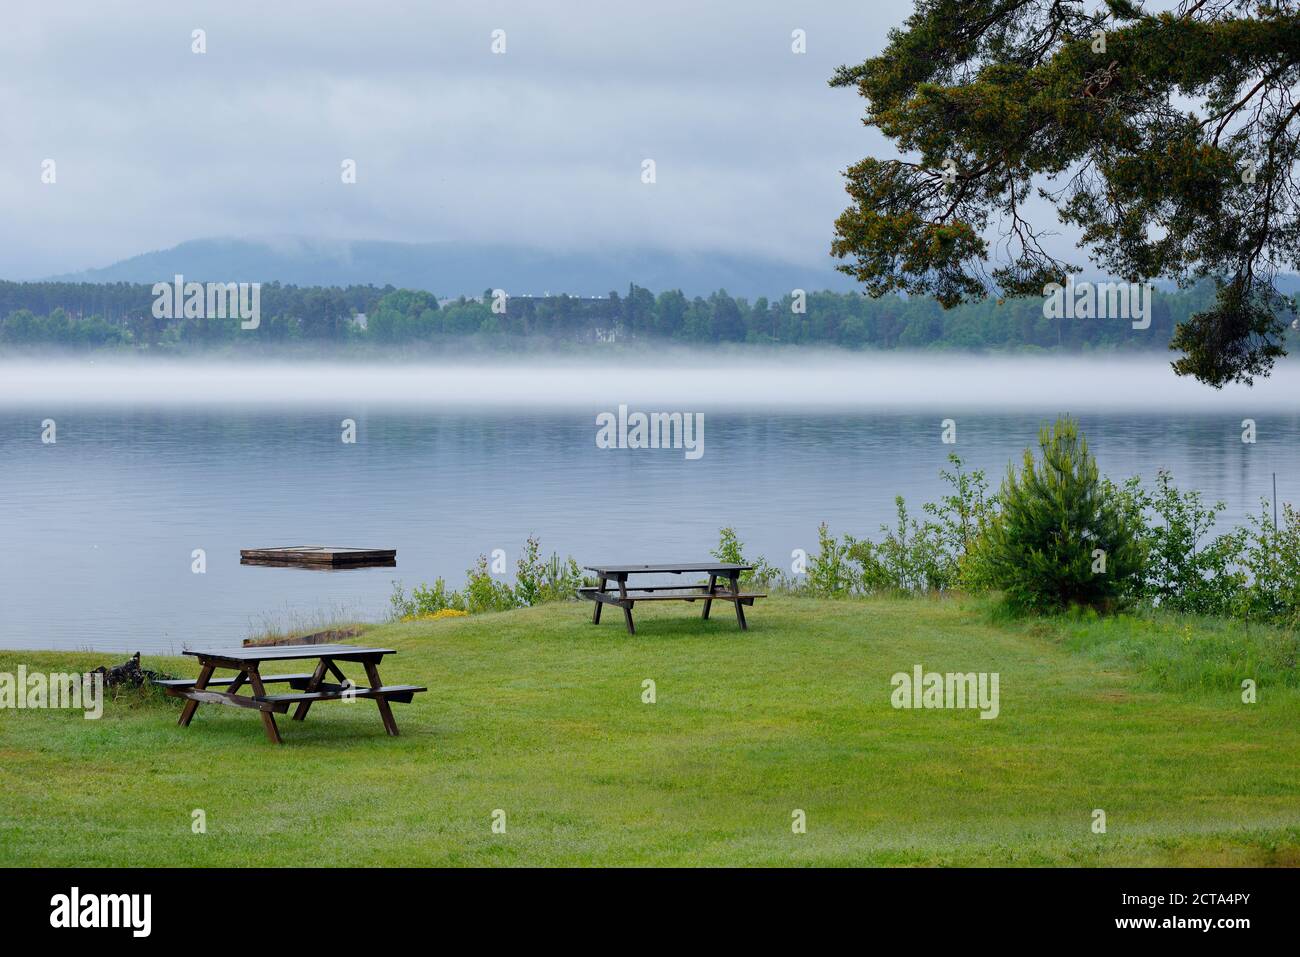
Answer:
579 562 765 634
155 644 424 744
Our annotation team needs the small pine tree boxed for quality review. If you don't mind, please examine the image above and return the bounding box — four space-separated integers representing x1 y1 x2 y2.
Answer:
987 416 1144 613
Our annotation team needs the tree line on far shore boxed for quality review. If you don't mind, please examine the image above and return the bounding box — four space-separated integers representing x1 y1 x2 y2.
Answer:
0 278 1295 354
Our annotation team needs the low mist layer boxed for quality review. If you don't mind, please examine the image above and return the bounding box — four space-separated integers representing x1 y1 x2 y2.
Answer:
0 353 1296 410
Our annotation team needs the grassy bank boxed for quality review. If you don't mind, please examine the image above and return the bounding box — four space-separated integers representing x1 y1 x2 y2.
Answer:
1 595 1297 866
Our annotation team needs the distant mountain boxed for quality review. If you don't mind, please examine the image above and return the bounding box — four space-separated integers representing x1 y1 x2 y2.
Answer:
47 237 859 299
47 237 1300 301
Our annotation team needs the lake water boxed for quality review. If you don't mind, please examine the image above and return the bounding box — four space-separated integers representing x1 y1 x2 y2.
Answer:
2 355 1297 652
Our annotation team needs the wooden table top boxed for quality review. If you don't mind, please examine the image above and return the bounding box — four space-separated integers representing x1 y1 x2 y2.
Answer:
584 562 753 575
183 645 394 662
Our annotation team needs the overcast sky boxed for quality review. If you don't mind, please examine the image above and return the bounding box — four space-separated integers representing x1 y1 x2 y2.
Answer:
0 0 915 279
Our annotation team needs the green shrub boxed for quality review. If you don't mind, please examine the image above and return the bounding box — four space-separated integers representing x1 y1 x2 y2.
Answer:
712 527 783 586
840 456 997 596
1235 503 1300 627
1131 469 1244 616
390 535 583 620
389 578 464 618
464 554 519 614
849 496 949 593
806 522 856 596
985 416 1146 613
514 535 586 606
925 454 999 590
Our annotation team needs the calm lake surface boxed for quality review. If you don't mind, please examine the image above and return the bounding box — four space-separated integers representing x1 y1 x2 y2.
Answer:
2 356 1298 652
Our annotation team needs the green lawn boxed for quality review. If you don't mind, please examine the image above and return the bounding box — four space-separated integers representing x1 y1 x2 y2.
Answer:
1 595 1298 866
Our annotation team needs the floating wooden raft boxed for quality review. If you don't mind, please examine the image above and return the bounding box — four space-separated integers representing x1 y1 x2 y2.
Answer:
240 546 396 568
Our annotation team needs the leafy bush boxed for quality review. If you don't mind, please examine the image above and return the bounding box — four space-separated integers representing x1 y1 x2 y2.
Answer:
1119 477 1300 627
806 522 856 596
925 454 999 590
711 527 782 586
1129 469 1244 616
836 456 997 596
390 536 584 620
514 535 586 606
463 554 520 614
848 496 949 593
985 416 1146 612
389 578 464 619
1234 503 1300 628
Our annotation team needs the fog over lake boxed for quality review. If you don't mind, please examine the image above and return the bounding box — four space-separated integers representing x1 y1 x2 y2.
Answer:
2 353 1297 652
2 353 1297 410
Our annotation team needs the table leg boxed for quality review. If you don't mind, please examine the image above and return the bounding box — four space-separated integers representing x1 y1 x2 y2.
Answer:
364 661 400 736
245 667 283 745
177 663 215 727
293 658 330 721
592 576 606 624
325 660 348 683
729 572 747 630
618 575 635 635
702 574 717 620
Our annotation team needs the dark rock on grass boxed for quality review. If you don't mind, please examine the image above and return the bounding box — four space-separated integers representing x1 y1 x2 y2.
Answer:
92 652 175 688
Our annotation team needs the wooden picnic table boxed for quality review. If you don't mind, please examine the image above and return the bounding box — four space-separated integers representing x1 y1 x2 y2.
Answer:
155 644 425 744
579 562 765 634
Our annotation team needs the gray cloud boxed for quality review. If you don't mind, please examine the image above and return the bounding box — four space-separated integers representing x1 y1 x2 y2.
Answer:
0 0 899 279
